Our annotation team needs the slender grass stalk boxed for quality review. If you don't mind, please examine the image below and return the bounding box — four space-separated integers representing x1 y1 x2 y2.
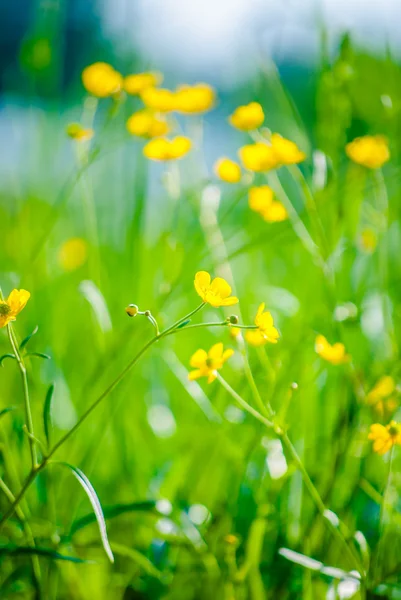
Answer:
372 446 395 585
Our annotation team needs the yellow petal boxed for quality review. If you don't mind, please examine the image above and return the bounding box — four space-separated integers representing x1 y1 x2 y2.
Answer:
190 349 208 368
188 369 203 381
7 289 31 316
210 277 232 299
194 271 211 301
208 342 224 361
245 330 267 347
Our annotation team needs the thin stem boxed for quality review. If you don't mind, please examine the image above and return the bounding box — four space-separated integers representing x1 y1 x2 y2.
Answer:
373 446 395 583
216 373 273 428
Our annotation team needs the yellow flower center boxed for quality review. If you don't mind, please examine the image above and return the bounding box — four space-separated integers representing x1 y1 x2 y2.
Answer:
205 358 215 369
388 425 399 437
0 302 11 316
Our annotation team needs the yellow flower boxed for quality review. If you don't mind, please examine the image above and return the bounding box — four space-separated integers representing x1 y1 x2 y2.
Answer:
238 142 279 172
270 133 306 165
315 335 349 365
188 342 234 383
194 271 238 307
175 84 215 114
66 123 94 142
141 87 176 112
126 109 169 138
214 158 242 183
124 72 162 95
58 238 88 272
368 421 401 455
359 228 378 254
245 303 279 346
367 376 397 416
143 136 191 161
0 289 30 328
81 62 123 98
229 102 264 131
248 186 288 223
345 135 390 169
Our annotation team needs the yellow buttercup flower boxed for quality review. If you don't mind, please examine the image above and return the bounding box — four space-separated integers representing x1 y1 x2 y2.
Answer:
188 342 234 383
368 421 401 455
359 228 378 254
143 136 191 161
126 109 169 138
124 72 162 95
175 83 215 114
82 62 123 98
245 303 279 346
248 186 288 223
66 123 94 142
194 271 238 307
229 102 264 131
367 376 397 416
239 142 279 172
0 289 30 328
214 158 242 183
270 133 306 165
315 335 349 365
141 87 176 112
58 238 88 272
345 135 390 169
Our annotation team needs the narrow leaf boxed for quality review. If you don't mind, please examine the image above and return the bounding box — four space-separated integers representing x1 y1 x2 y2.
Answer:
111 543 162 579
70 500 157 536
26 352 51 360
19 326 39 351
176 319 191 329
0 354 16 367
43 384 55 446
0 545 90 563
56 462 114 563
0 407 16 420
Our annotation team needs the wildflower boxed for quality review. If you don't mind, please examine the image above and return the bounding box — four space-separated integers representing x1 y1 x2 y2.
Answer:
214 158 242 183
248 186 288 223
239 142 279 172
345 135 390 169
66 123 94 142
0 289 30 328
143 136 191 161
126 304 139 317
229 102 264 131
175 84 215 114
188 342 234 383
58 238 88 272
141 87 176 112
367 376 397 416
368 421 401 455
270 134 306 165
315 335 349 365
126 109 169 138
245 303 279 346
81 62 123 98
124 72 162 95
194 271 238 307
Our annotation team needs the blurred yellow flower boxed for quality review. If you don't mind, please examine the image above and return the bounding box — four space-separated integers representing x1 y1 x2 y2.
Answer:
214 158 242 183
124 72 162 95
175 83 215 114
82 62 123 98
368 421 401 455
126 109 169 138
345 135 390 169
245 303 279 346
248 186 288 223
239 142 279 172
143 136 191 161
58 238 88 272
141 87 176 112
229 102 264 131
270 133 306 165
194 271 238 307
367 376 397 416
359 228 378 254
66 123 94 142
315 335 349 365
188 342 234 383
0 289 30 328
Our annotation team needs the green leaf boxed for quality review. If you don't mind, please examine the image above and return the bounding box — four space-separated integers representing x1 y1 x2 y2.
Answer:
0 354 16 367
279 548 360 582
70 500 157 536
43 384 55 446
111 542 163 579
19 326 39 350
26 352 51 360
0 407 16 420
55 462 114 563
0 545 90 563
176 319 191 329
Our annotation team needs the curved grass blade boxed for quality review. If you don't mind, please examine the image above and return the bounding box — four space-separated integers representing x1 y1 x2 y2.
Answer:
0 354 16 367
56 462 114 563
0 407 16 420
70 500 158 536
19 326 39 351
111 542 163 579
43 384 55 446
26 352 51 360
0 544 90 563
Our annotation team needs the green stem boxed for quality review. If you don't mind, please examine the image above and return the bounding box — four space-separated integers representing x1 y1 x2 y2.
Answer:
216 374 273 428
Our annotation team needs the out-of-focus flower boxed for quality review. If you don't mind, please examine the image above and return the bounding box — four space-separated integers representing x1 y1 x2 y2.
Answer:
188 342 234 383
82 62 123 98
143 136 191 161
126 109 169 138
368 421 401 455
239 143 278 172
194 271 238 307
245 303 279 346
175 84 215 114
124 72 162 95
359 228 378 254
229 102 264 131
367 376 398 416
345 135 390 169
141 87 176 112
270 134 306 165
66 123 94 142
0 290 30 328
58 238 88 272
248 186 288 223
315 335 349 365
214 158 242 183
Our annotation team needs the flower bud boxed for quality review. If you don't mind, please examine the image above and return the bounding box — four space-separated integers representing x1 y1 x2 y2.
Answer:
228 315 239 325
126 304 139 317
